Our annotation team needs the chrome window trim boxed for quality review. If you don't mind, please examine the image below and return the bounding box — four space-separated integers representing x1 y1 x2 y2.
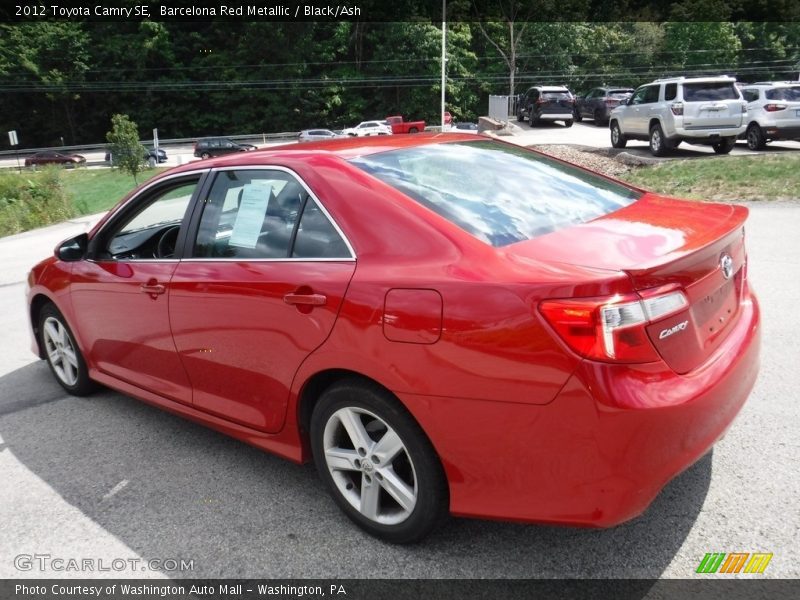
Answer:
197 164 357 261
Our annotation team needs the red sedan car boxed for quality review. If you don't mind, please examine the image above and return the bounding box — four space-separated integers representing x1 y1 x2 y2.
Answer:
26 134 760 543
24 151 86 167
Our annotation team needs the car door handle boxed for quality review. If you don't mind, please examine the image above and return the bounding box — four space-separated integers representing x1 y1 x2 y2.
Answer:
140 282 166 295
283 292 326 306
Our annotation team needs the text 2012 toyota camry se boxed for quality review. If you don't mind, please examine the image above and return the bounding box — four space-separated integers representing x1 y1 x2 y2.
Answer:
26 134 760 543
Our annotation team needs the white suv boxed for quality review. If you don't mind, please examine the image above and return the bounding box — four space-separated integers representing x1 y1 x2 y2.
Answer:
739 82 800 150
342 120 393 137
609 76 747 156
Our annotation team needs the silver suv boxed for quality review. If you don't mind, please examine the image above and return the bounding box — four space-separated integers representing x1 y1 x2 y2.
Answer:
739 82 800 150
609 76 747 156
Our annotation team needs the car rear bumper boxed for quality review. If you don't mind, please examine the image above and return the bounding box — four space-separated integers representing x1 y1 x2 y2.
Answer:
671 124 746 141
400 287 760 527
537 112 573 121
763 125 800 140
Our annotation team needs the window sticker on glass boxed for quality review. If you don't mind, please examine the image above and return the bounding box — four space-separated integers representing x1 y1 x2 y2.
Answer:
228 181 272 248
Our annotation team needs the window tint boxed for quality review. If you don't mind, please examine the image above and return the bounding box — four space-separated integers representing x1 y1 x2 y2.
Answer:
682 82 739 101
630 87 648 105
106 181 197 259
193 170 349 260
292 199 351 259
350 141 641 247
765 87 800 101
664 83 677 101
542 92 571 100
742 89 759 102
643 85 660 103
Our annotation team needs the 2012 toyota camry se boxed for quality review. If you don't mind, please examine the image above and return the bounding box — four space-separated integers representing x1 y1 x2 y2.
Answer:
26 134 760 543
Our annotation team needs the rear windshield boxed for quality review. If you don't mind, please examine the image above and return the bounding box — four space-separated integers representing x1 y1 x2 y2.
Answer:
765 87 800 101
350 141 641 247
608 90 633 97
542 92 571 100
682 82 740 101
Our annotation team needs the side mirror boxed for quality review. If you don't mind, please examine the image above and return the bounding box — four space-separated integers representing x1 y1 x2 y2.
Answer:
56 233 88 261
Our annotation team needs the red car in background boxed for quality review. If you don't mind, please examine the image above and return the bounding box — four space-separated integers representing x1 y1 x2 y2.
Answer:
385 115 426 134
26 134 760 543
24 151 86 167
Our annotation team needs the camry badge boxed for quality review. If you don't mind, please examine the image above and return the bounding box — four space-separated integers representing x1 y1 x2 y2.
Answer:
659 320 689 340
720 254 734 280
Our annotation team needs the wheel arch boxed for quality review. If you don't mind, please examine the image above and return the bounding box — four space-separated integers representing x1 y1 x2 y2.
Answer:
29 292 55 358
295 368 445 472
648 117 663 132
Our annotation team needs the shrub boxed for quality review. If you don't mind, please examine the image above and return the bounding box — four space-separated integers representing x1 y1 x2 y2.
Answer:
0 167 76 237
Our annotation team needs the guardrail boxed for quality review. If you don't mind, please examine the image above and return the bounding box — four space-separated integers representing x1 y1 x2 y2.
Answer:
0 131 301 157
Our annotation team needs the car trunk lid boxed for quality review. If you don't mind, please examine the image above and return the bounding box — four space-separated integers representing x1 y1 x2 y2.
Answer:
511 193 748 373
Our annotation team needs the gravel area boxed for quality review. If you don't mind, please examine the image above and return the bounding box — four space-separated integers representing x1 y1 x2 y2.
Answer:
528 144 635 177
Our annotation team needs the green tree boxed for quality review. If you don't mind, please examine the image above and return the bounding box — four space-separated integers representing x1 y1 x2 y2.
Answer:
106 114 146 184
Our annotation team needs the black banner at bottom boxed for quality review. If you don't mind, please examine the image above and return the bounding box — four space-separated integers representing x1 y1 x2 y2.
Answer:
2 579 798 600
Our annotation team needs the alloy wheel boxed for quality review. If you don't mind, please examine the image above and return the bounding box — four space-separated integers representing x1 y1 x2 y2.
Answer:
42 316 79 387
322 406 417 525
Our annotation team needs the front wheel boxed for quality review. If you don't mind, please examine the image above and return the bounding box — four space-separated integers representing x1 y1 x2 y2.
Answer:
564 119 573 128
200 152 211 159
39 304 97 396
310 379 448 544
610 121 627 148
574 108 583 123
713 137 736 155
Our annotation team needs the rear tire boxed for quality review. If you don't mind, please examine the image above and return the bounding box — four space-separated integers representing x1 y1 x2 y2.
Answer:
200 152 211 159
649 124 669 157
574 108 582 123
39 303 97 396
746 124 766 151
310 379 448 544
594 109 605 126
610 121 627 148
713 137 736 155
517 112 526 124
564 119 573 128
408 127 419 134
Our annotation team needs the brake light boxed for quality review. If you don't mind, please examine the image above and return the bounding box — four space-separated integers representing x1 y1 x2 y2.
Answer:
764 103 787 112
539 289 688 363
670 102 684 116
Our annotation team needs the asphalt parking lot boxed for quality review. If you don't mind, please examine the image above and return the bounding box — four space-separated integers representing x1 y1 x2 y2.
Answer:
0 189 798 578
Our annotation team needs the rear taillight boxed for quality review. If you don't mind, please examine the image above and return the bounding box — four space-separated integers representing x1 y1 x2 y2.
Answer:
764 103 787 112
604 99 618 105
539 289 688 363
670 102 684 116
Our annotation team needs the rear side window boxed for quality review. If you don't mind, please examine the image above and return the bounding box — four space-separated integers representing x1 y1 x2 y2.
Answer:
193 170 351 259
682 82 739 101
350 141 641 247
765 87 800 101
664 83 677 101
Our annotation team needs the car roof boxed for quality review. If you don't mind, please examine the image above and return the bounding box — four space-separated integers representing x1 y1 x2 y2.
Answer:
165 133 481 175
744 82 800 88
650 75 737 84
529 85 570 92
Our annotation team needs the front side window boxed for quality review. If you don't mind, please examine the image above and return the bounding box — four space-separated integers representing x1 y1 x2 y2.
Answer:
104 180 198 260
643 85 660 104
630 87 648 105
350 141 640 247
193 170 351 260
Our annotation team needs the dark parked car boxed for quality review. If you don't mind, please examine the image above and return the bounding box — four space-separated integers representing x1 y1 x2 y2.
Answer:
24 151 86 168
574 87 634 125
105 147 167 165
194 138 257 159
517 86 575 127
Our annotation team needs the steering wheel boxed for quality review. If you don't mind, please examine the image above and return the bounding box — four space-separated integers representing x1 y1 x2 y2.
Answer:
156 225 181 259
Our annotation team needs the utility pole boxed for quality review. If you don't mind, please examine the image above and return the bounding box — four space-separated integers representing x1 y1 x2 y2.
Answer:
441 0 446 130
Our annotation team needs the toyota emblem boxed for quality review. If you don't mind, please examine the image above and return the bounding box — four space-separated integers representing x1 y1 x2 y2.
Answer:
720 254 734 280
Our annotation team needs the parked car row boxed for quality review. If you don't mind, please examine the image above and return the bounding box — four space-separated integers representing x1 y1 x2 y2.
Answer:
517 76 800 156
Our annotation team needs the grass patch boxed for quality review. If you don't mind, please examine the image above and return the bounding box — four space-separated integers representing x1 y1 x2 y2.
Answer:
0 167 76 236
621 153 800 201
62 167 166 215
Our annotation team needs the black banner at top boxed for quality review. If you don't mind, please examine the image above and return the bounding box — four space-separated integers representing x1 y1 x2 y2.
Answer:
2 0 800 22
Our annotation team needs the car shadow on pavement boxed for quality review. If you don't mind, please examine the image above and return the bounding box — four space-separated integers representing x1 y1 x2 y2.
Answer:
0 361 712 578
